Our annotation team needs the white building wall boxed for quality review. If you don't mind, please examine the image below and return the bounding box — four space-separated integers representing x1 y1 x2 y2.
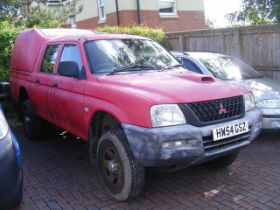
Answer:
75 0 204 21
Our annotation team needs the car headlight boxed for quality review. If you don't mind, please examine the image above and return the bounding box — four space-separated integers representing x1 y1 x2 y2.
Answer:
244 93 256 112
150 104 186 127
0 108 9 139
257 99 280 109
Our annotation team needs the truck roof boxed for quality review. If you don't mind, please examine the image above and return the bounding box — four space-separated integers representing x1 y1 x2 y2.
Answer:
11 28 148 72
20 28 148 42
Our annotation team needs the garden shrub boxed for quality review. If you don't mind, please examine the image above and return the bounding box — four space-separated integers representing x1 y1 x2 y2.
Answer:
0 21 23 82
96 25 167 46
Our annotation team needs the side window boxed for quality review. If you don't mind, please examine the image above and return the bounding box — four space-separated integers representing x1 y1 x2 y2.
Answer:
41 45 60 73
182 58 202 74
59 44 83 74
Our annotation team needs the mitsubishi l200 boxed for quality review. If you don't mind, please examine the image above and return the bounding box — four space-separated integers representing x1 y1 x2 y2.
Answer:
10 29 262 201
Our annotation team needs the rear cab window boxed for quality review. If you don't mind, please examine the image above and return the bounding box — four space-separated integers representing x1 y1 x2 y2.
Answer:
41 45 60 73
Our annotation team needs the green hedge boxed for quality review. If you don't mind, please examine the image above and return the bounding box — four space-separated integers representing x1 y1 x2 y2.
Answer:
0 22 23 82
96 25 167 45
0 22 23 117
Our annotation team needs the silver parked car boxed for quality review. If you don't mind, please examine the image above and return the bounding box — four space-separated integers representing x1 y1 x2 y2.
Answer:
172 51 280 131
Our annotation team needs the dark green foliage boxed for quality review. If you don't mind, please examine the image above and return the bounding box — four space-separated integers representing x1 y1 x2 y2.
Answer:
228 0 280 25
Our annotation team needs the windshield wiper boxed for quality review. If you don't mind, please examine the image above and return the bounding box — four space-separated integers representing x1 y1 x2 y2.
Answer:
107 64 155 76
159 64 184 72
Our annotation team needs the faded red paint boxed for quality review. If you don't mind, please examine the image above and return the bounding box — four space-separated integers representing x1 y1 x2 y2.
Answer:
10 29 248 141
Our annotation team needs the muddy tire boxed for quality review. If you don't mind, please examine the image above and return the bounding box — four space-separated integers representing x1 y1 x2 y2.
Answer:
21 100 42 140
96 130 145 201
205 152 239 168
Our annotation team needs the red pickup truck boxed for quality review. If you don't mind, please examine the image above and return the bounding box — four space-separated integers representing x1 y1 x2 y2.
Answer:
10 29 262 201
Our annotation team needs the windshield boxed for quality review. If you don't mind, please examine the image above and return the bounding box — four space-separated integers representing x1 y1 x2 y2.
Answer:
84 39 178 75
194 54 261 80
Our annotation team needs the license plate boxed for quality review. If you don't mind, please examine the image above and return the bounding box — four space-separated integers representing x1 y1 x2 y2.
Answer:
212 122 249 141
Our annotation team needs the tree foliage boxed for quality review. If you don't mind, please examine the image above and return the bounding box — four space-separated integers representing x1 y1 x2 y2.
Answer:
0 21 24 82
227 0 280 25
0 0 83 28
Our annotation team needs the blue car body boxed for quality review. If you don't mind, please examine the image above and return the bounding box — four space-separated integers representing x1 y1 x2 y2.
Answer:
0 106 23 209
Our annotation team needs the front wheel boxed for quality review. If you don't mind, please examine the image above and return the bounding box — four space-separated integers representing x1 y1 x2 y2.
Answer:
96 130 145 201
205 151 239 168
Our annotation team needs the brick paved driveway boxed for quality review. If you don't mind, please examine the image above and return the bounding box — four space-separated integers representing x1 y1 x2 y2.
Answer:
13 126 280 210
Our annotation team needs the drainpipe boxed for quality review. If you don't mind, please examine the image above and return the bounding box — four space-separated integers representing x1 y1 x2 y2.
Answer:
115 0 120 26
136 0 141 25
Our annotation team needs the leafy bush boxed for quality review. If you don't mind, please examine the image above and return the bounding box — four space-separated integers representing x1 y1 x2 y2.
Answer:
0 21 23 82
96 25 167 45
0 22 23 117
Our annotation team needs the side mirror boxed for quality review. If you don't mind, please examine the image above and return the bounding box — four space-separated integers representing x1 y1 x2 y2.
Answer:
58 61 80 78
0 82 10 102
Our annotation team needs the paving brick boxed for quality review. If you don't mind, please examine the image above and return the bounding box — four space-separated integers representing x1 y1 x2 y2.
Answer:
13 128 280 210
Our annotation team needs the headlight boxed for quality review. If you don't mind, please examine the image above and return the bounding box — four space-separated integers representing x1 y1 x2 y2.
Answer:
0 108 9 139
244 93 256 112
257 99 280 109
150 104 186 127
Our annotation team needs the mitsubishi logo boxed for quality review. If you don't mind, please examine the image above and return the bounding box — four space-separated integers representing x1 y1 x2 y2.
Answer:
218 103 228 115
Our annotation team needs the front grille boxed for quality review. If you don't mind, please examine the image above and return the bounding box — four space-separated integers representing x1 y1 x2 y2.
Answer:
203 126 252 153
188 96 244 124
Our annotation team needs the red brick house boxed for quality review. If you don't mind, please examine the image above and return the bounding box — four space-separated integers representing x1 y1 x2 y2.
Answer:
48 0 207 32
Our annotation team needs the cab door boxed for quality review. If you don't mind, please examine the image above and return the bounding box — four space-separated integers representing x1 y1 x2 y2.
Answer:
30 44 61 122
49 43 87 138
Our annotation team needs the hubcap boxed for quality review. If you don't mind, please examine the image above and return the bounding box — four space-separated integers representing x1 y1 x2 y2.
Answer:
22 106 32 136
24 116 30 123
107 160 119 173
100 145 124 191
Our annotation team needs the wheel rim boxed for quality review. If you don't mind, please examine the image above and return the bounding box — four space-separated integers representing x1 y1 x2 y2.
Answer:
98 142 124 193
22 106 32 137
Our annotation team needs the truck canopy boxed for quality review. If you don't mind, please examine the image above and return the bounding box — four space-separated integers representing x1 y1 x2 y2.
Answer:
11 28 95 72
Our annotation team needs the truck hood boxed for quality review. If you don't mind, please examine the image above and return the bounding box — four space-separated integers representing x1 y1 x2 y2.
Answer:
97 70 247 104
232 78 280 101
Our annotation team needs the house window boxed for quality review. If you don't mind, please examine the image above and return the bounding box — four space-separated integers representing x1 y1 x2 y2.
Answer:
97 0 106 23
47 0 71 6
159 0 177 17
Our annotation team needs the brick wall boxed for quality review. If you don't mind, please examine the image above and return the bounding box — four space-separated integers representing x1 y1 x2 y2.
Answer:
75 10 207 32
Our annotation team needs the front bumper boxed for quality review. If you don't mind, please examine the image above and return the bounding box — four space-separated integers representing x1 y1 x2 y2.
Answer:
123 109 262 167
0 131 23 208
260 108 280 130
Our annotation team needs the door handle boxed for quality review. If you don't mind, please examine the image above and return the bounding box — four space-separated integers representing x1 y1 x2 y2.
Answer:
52 82 58 87
35 79 40 84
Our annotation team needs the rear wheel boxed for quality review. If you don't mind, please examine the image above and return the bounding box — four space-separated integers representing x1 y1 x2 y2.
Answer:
205 152 239 168
21 100 42 140
96 130 145 201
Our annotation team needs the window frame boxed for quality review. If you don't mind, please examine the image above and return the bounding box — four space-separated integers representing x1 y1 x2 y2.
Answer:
159 0 177 17
97 0 106 24
39 44 61 74
56 43 84 77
